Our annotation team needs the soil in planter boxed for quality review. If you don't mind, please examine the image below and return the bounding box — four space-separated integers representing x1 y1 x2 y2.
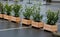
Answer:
46 23 56 25
24 18 30 20
22 18 31 26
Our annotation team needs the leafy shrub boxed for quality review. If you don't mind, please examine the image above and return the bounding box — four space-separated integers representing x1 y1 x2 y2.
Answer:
32 5 43 22
13 4 22 17
5 3 12 15
0 2 4 14
46 10 59 25
32 12 43 22
23 6 33 19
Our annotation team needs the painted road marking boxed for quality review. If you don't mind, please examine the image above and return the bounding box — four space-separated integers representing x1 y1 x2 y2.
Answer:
0 27 30 31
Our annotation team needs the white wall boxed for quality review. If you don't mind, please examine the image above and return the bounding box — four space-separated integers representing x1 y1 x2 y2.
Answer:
52 0 60 1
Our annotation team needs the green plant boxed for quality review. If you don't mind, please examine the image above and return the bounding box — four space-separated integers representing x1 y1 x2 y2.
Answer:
0 2 4 14
46 10 59 25
13 4 22 17
32 5 43 22
23 6 33 20
5 3 12 15
33 12 43 22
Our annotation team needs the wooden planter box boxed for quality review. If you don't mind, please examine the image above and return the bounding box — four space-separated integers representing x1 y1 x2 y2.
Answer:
43 24 57 32
9 16 20 23
0 14 4 18
4 14 11 20
22 19 32 25
32 21 44 28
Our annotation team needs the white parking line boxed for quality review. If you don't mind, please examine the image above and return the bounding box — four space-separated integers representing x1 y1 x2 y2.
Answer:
0 27 30 31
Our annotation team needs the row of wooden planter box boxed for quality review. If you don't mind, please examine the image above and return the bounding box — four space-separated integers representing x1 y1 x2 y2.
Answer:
0 14 57 32
0 14 20 23
22 19 57 32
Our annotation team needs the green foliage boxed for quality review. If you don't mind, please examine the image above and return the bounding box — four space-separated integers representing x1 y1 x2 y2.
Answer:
0 2 4 14
23 6 33 19
32 5 43 22
46 10 59 25
5 3 12 15
13 4 22 17
32 12 43 22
